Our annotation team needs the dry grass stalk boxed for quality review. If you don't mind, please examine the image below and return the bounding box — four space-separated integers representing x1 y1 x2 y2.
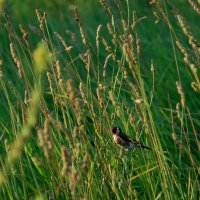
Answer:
122 43 137 67
176 40 199 82
121 66 128 80
122 19 128 33
0 58 3 78
176 14 199 50
191 81 200 91
79 82 87 104
176 102 184 128
188 0 200 15
35 9 42 22
37 119 53 162
136 38 141 55
35 9 46 30
54 32 73 53
102 37 117 61
107 23 114 35
176 81 186 107
61 146 71 175
19 24 29 46
103 54 112 78
149 0 159 6
10 43 23 78
96 86 104 108
172 133 183 151
176 103 182 122
4 139 9 153
79 50 92 71
129 115 135 127
74 98 84 126
55 60 64 87
131 13 147 31
153 11 160 24
74 8 89 48
66 79 77 102
99 0 112 16
46 71 54 95
109 91 117 106
96 24 102 49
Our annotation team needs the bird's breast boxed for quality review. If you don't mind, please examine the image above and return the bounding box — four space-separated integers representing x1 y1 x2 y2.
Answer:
113 135 119 144
113 135 126 145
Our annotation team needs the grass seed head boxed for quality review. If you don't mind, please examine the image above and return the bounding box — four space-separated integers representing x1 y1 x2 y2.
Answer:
10 43 23 78
96 24 102 48
19 24 29 44
109 91 117 106
61 146 71 175
176 81 185 107
79 82 87 104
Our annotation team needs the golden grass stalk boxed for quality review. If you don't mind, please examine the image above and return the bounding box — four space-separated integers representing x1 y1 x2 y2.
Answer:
74 8 89 48
46 71 54 96
43 118 53 161
19 24 29 46
79 82 87 104
176 14 199 51
35 9 46 31
103 54 112 78
55 60 64 87
96 24 102 49
96 86 104 109
176 81 186 108
188 0 200 15
66 79 77 102
54 32 73 53
61 146 71 176
10 43 23 78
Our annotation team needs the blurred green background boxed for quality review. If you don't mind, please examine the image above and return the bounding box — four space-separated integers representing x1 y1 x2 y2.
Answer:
1 0 199 121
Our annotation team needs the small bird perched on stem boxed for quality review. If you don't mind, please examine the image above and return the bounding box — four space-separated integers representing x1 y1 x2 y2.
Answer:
111 127 151 151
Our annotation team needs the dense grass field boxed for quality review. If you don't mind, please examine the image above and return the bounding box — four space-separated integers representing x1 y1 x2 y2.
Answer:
0 0 200 199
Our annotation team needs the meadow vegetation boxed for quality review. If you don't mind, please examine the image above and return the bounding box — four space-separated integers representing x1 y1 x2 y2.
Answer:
0 0 199 199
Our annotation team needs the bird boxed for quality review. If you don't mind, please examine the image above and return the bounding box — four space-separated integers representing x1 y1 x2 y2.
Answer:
111 127 151 151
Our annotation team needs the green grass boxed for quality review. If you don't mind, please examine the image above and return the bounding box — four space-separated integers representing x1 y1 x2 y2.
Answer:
0 0 199 199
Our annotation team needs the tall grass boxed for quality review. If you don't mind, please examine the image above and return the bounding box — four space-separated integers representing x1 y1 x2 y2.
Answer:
0 0 199 199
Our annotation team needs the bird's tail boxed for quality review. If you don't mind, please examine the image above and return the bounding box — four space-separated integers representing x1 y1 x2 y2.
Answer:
137 143 151 150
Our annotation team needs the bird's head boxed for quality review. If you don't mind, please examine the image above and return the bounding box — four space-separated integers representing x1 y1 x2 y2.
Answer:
111 127 121 135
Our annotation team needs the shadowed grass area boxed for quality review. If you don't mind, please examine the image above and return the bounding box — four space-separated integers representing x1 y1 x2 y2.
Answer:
0 0 199 199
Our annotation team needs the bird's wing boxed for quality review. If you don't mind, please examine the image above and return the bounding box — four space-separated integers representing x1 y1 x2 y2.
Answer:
120 132 141 144
120 132 134 143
